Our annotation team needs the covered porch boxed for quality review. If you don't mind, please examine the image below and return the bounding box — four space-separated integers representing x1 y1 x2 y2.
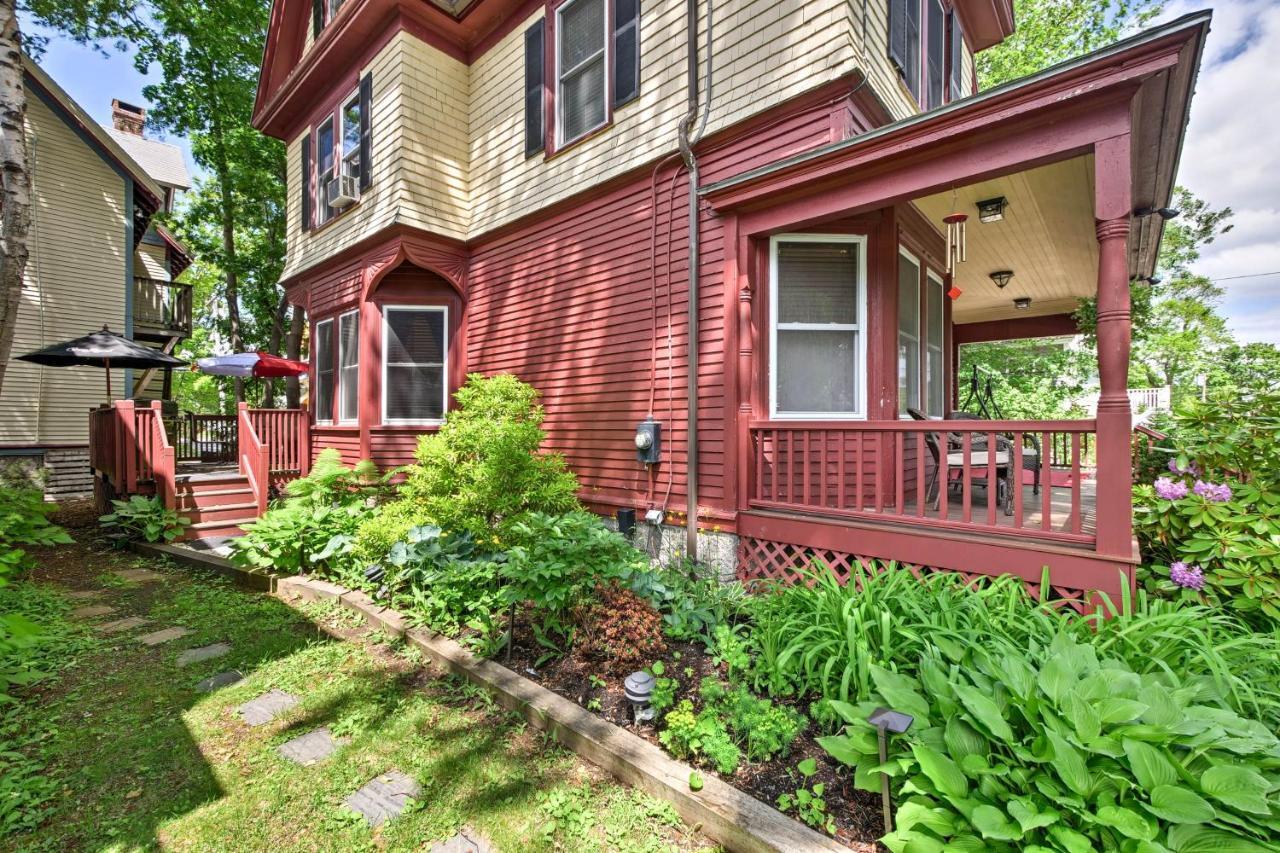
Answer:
704 13 1207 604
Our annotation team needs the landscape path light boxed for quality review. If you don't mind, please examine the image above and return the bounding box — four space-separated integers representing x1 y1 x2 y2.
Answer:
868 706 914 833
624 670 656 726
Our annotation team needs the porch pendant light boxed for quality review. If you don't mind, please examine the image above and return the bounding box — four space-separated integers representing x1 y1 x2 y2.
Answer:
943 190 968 273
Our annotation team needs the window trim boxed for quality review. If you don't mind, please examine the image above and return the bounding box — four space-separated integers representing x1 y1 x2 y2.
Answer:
554 0 611 148
313 110 337 226
925 270 946 416
337 309 359 425
381 305 449 427
768 234 869 421
340 90 361 181
314 317 335 426
897 246 923 417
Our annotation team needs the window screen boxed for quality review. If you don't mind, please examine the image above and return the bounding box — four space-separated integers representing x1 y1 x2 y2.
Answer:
314 319 334 423
948 10 964 102
926 272 945 415
315 117 335 224
772 239 863 416
524 21 545 156
926 0 945 109
558 0 607 144
383 308 446 423
338 311 359 423
341 94 361 180
613 0 640 106
898 250 921 415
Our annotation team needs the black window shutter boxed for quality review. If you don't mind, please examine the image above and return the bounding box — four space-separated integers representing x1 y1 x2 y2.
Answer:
888 0 907 74
301 134 312 231
613 0 640 107
312 0 323 38
948 11 964 101
523 21 545 157
358 73 373 191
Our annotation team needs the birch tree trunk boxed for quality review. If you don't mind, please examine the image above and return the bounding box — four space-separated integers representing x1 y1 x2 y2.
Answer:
0 2 29 396
285 303 304 409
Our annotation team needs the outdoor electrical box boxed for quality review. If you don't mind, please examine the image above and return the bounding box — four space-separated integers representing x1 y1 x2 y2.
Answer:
635 417 661 465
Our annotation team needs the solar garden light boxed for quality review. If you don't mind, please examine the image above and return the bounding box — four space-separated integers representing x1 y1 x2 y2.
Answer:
624 671 656 726
868 706 914 833
363 564 387 601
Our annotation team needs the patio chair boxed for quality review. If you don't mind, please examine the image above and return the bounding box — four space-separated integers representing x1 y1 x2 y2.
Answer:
909 409 1014 515
946 411 1041 495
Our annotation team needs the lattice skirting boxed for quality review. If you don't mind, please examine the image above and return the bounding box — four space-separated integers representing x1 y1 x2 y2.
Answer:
736 535 1095 614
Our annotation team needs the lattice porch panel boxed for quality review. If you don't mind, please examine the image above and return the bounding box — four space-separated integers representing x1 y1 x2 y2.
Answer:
737 535 1095 610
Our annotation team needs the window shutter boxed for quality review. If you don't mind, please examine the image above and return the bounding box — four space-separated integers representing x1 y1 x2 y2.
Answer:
300 134 312 231
888 0 907 74
948 11 964 101
358 73 373 191
613 0 640 107
523 20 545 157
904 0 921 98
312 0 323 37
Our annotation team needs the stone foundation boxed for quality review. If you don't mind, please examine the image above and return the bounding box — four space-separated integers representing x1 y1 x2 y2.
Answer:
603 516 740 582
0 447 93 501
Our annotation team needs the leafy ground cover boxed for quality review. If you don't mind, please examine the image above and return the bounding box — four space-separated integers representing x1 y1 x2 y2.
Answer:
4 505 715 852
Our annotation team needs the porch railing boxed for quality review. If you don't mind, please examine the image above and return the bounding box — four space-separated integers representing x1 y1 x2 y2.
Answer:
237 403 270 515
133 277 193 336
167 413 238 464
247 408 309 477
747 419 1098 546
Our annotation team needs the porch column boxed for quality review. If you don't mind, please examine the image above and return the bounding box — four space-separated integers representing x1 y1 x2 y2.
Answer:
1093 215 1133 558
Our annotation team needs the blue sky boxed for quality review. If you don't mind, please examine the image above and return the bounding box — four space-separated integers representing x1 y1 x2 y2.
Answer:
23 3 1280 344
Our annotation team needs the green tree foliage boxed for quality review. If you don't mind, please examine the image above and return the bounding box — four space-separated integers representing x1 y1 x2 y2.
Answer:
1206 342 1280 394
399 374 581 545
26 0 289 403
977 0 1165 88
956 337 1093 419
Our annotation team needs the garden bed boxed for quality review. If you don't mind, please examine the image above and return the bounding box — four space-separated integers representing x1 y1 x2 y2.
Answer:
501 633 883 850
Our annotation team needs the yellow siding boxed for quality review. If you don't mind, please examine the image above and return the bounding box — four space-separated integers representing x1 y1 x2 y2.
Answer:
280 0 984 279
136 242 170 281
1 92 129 446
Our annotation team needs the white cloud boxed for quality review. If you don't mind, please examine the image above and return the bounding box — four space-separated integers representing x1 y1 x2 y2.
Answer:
1160 1 1280 339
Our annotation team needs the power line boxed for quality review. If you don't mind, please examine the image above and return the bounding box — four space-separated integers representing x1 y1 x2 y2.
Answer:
1209 270 1280 283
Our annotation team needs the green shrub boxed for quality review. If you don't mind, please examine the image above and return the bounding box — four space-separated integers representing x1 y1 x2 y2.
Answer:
699 677 803 763
627 561 748 644
399 374 580 545
230 449 381 577
381 524 505 642
99 494 188 544
500 510 645 651
658 699 741 775
818 635 1280 851
352 499 432 565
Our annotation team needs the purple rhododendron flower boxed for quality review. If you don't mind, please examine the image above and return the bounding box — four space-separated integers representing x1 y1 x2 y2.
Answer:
1168 458 1201 477
1193 480 1233 503
1154 477 1189 500
1170 561 1206 591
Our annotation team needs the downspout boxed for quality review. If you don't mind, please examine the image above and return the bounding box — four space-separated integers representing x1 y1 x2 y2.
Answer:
678 0 711 562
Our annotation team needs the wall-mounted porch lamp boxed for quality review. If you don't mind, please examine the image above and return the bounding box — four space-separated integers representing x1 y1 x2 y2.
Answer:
989 270 1014 290
1013 296 1033 310
976 196 1009 223
1134 206 1181 220
868 707 915 832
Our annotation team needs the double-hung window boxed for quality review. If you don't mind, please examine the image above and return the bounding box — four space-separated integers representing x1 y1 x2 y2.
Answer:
557 0 609 145
315 115 335 225
341 93 361 181
769 236 867 419
314 318 335 424
925 271 945 415
889 0 963 109
337 310 359 424
383 307 448 425
301 74 372 231
898 248 922 416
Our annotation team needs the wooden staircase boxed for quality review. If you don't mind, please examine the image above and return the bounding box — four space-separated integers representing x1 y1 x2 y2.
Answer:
174 470 259 542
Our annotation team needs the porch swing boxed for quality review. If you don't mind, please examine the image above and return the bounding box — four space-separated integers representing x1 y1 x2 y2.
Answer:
954 365 1043 496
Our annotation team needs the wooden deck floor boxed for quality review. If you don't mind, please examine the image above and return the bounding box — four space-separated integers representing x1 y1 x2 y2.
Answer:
933 477 1097 536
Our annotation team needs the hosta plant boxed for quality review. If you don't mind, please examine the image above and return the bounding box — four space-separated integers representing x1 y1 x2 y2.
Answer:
100 494 189 543
818 634 1280 851
380 524 505 640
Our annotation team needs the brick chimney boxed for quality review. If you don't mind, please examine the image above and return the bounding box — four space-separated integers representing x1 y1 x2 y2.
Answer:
111 99 145 136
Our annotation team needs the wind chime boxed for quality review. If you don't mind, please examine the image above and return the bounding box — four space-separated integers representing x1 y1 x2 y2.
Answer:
942 189 968 300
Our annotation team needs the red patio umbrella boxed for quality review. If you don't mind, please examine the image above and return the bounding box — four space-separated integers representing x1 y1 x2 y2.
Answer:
195 351 309 378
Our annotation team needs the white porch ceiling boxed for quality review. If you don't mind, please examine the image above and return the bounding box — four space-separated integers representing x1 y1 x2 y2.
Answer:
914 155 1098 325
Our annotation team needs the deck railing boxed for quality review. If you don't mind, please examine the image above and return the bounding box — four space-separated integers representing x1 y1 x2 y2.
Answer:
747 419 1098 546
237 403 270 515
247 408 309 477
168 413 238 464
133 277 193 336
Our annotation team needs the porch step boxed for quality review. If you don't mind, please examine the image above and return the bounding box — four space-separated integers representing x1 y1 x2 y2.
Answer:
177 487 255 510
186 517 258 540
174 471 249 492
181 502 260 525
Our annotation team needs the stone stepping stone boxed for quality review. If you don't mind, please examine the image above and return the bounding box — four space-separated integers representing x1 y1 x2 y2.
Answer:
344 770 421 827
430 828 493 853
139 627 191 646
195 670 244 692
237 689 299 726
177 643 231 667
66 589 105 601
115 568 164 583
278 727 347 766
72 604 117 619
97 616 149 634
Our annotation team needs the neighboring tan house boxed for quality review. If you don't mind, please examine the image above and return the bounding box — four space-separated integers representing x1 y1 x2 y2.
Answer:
90 1 1207 606
1 57 193 499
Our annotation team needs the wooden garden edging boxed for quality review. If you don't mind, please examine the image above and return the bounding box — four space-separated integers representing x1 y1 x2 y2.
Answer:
131 541 848 853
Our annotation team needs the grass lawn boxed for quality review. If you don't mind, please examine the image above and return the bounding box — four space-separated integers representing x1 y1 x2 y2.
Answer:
4 512 717 852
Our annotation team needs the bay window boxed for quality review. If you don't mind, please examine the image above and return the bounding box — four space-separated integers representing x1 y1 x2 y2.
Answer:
383 307 448 425
314 318 334 424
557 0 609 145
926 271 945 415
338 310 359 424
889 0 966 109
898 248 922 416
769 236 866 419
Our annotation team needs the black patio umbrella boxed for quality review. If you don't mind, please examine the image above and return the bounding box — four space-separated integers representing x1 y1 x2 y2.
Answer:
18 325 186 399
